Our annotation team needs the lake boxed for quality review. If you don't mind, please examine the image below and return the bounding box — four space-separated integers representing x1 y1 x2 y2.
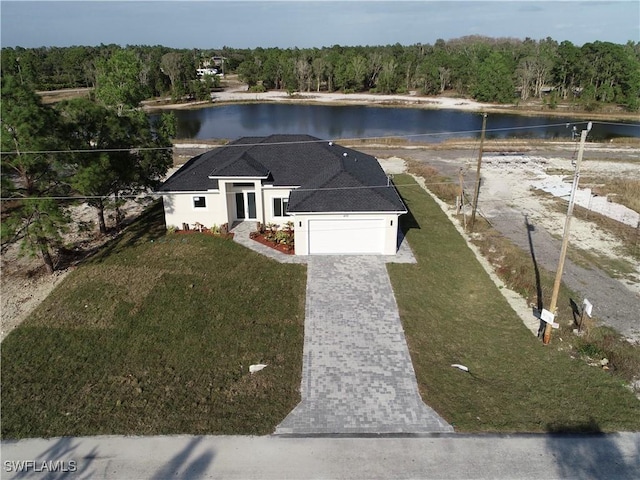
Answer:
153 103 640 143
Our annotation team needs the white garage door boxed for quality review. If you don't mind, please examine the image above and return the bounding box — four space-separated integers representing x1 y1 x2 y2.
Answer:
308 219 385 255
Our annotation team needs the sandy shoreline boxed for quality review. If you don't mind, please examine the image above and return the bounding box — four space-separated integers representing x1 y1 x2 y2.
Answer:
141 87 640 121
142 88 494 111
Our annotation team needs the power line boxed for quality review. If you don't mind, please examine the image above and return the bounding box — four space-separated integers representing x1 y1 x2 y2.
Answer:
1 120 625 156
0 180 459 202
0 146 173 156
592 120 640 128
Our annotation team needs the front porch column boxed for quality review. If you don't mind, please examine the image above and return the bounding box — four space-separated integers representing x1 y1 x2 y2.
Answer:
219 181 231 225
254 180 264 224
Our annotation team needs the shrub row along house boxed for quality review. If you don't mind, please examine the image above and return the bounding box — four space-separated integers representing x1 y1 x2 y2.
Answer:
158 135 407 255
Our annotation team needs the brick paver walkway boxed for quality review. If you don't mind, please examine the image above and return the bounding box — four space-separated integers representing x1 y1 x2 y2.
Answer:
230 222 450 434
275 256 453 434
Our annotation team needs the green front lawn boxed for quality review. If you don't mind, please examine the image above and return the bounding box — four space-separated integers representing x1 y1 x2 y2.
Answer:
3 185 638 438
389 175 640 432
1 202 306 438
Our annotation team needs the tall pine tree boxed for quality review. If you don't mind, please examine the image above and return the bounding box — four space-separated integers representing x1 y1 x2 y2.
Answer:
1 77 71 273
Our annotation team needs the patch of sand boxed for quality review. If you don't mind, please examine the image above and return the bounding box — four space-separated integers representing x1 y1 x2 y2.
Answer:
477 154 640 294
148 86 500 112
378 145 640 337
1 198 149 342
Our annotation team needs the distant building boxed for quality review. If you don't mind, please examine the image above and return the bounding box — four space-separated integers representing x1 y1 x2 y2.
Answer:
198 56 225 77
197 68 222 78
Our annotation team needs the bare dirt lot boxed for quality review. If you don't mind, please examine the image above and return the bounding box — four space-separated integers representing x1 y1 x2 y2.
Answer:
366 140 640 343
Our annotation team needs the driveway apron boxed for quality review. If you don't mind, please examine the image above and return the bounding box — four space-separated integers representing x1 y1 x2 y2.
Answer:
276 256 452 435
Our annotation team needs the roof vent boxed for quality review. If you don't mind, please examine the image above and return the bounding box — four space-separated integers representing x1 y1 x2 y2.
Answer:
343 152 348 157
328 141 333 146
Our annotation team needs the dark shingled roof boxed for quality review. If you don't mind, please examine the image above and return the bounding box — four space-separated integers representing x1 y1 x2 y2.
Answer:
159 134 406 213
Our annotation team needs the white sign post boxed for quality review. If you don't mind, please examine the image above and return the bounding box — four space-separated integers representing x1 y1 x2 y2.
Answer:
579 299 593 332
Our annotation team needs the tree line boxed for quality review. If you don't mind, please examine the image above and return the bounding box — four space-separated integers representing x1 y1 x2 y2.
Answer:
0 44 219 103
1 50 176 273
2 36 639 110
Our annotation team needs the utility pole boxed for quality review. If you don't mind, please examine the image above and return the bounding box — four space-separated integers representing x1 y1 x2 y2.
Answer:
543 122 592 345
458 167 467 230
470 113 487 231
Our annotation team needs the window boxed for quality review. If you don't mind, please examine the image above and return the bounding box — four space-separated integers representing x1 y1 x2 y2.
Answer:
193 196 206 208
273 198 289 217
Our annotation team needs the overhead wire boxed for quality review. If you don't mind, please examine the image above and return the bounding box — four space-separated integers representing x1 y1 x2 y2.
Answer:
2 119 636 202
0 181 460 202
1 120 630 156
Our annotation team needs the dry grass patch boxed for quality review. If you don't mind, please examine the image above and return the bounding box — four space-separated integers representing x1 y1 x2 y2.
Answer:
581 176 640 214
406 160 459 203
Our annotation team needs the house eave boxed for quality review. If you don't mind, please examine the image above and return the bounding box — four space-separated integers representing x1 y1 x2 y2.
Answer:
287 209 407 216
208 175 269 181
263 184 300 189
157 189 219 194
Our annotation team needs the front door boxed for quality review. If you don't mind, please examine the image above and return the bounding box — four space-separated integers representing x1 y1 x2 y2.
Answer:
235 191 257 220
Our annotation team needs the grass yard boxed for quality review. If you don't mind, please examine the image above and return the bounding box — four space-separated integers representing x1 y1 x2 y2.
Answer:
1 202 307 439
389 175 640 433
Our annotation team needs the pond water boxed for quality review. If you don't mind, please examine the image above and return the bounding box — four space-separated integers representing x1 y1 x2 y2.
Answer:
153 103 640 143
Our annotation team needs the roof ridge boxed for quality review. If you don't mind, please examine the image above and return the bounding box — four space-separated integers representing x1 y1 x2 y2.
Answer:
288 167 341 209
208 147 246 176
238 150 269 176
207 139 267 178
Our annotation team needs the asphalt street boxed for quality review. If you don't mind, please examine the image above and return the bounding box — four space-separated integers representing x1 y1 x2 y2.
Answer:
2 433 639 479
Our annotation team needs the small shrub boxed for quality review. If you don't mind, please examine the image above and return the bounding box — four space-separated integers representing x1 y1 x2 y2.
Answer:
167 225 178 234
275 230 289 244
283 221 294 232
264 223 279 242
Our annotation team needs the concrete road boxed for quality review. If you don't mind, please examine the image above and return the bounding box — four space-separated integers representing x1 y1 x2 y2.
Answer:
2 433 639 479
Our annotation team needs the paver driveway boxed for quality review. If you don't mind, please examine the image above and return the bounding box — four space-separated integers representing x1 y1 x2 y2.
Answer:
276 256 452 434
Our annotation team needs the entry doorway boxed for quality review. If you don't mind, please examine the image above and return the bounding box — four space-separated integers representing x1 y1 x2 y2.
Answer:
235 192 257 220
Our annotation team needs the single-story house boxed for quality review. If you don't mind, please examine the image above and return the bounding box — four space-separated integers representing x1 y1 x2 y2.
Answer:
158 134 407 255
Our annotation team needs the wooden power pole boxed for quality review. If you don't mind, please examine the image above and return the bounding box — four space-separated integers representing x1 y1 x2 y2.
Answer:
470 113 487 231
543 122 592 345
458 167 467 230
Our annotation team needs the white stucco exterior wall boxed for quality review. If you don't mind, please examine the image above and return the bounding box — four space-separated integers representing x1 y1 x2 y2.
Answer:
161 192 228 230
262 187 295 226
291 212 400 255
